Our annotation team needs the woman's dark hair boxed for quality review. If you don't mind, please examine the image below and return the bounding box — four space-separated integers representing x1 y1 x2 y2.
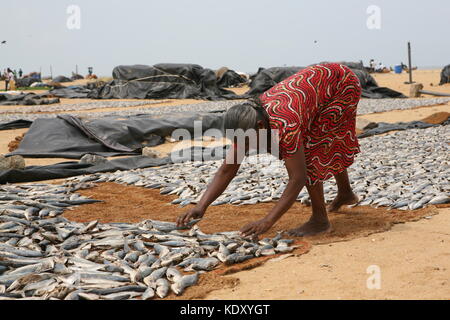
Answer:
223 97 266 131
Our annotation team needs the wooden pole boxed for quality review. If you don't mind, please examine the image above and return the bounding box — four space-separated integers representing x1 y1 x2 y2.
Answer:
406 42 414 84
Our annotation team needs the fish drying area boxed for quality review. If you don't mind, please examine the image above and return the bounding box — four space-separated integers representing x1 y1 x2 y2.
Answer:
0 94 450 300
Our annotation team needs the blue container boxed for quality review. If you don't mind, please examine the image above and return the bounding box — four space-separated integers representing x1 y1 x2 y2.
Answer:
394 65 402 74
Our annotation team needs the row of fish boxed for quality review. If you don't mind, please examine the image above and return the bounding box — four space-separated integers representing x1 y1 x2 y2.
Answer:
66 125 450 211
3 98 449 124
0 100 167 115
0 183 295 300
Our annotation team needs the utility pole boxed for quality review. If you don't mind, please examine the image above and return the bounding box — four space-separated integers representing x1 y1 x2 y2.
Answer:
405 41 414 84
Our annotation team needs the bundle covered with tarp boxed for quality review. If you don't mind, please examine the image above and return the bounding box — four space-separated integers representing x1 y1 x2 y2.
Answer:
0 156 170 184
8 112 225 159
15 72 42 88
215 67 247 88
246 66 304 96
439 65 450 85
0 120 33 130
49 86 92 99
245 61 406 99
15 77 39 88
88 64 240 100
71 73 84 80
0 92 60 106
52 75 72 83
357 121 438 138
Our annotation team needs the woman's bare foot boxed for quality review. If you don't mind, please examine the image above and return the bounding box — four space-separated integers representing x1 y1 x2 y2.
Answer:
287 220 331 237
328 192 359 212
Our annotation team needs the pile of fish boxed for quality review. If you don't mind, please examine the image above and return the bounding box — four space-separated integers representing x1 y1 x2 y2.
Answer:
0 100 234 123
0 100 167 115
0 183 295 300
66 125 450 211
355 97 450 115
3 98 450 124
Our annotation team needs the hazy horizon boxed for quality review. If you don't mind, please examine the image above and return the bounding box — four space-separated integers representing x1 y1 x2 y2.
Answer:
1 0 449 77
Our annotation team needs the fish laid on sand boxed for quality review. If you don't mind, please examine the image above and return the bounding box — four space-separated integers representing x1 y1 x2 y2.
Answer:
0 188 295 300
65 125 449 212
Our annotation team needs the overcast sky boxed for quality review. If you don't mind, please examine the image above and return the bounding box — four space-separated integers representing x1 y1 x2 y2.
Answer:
1 0 449 77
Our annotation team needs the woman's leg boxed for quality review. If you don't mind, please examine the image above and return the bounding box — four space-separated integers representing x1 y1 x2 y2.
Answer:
328 169 359 212
287 181 331 236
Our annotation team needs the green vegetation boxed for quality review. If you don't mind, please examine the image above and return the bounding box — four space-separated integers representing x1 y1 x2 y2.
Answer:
16 86 51 91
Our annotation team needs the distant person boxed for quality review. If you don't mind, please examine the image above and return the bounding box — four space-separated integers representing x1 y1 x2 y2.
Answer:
4 68 14 91
375 62 386 73
8 68 15 89
177 63 362 237
369 59 376 72
18 68 23 78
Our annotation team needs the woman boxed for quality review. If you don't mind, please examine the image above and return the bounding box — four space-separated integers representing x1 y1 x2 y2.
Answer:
177 63 362 237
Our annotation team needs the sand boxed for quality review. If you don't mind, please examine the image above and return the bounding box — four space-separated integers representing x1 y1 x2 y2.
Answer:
372 69 450 97
64 183 436 242
206 208 450 300
63 182 448 300
359 103 450 124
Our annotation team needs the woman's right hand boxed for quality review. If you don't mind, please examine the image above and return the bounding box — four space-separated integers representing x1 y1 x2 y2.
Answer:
176 207 205 227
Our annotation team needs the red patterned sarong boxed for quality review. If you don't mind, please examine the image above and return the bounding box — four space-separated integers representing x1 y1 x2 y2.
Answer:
260 63 362 185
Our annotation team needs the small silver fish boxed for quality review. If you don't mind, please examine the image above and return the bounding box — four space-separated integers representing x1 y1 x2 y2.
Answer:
142 287 155 300
171 273 198 295
155 278 170 298
166 267 182 283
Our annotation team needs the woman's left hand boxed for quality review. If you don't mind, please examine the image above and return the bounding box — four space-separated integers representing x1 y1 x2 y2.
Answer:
240 218 274 238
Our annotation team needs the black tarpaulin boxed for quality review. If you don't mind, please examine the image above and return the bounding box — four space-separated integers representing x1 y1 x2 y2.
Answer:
0 145 228 184
49 86 92 99
361 86 406 99
8 112 225 159
71 73 84 80
216 68 247 88
0 120 33 130
0 93 60 106
439 65 450 85
87 64 240 100
52 75 72 83
8 117 129 159
0 156 170 184
15 77 39 88
357 121 439 138
246 66 304 96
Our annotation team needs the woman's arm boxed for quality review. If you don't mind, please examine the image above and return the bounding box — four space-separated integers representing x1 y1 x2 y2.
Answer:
176 146 243 226
240 146 307 236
